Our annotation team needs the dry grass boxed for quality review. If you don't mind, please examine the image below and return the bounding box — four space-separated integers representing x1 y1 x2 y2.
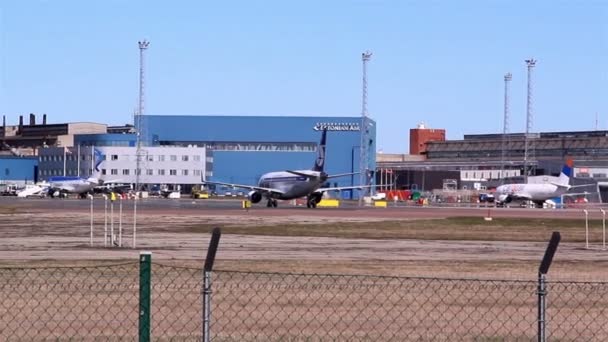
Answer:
173 216 608 243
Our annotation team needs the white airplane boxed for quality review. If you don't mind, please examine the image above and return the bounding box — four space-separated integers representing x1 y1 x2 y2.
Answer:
47 175 104 198
495 159 575 207
203 129 379 208
16 182 50 198
47 148 122 198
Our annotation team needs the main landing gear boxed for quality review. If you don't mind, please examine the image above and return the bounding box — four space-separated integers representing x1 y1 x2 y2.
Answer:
306 193 323 208
266 199 278 208
306 198 317 208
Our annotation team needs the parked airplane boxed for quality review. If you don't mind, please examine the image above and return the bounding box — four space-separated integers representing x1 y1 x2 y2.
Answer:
203 129 378 208
495 160 575 207
16 182 50 198
47 148 118 198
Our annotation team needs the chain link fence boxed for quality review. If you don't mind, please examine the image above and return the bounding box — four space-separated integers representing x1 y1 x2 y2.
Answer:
0 261 140 340
211 271 608 341
151 263 204 340
212 271 539 341
1 260 607 340
546 281 608 340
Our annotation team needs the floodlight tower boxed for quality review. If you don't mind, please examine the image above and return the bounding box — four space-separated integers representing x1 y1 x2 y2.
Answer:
501 72 512 181
523 58 536 180
359 50 373 205
136 40 150 192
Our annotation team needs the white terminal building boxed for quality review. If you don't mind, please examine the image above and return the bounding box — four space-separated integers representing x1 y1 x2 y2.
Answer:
37 146 209 191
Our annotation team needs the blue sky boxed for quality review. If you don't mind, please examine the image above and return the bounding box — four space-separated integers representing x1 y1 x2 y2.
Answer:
1 0 606 153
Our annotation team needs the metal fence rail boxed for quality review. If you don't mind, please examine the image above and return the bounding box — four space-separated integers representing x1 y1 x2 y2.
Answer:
212 271 538 341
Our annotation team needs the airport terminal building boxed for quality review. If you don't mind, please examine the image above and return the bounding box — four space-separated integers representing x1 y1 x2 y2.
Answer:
38 146 208 192
35 115 376 198
137 115 376 198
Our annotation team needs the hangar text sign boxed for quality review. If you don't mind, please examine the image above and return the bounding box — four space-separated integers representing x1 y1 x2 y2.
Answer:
313 122 360 131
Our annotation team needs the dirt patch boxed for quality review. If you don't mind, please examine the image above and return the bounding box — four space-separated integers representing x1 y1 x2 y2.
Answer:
1 207 607 280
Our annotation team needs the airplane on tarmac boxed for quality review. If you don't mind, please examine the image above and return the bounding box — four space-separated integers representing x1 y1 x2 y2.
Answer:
203 129 380 208
16 182 50 198
47 148 122 198
495 159 578 207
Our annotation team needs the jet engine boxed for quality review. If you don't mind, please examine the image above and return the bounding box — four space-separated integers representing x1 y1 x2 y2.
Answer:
497 194 512 204
248 191 262 204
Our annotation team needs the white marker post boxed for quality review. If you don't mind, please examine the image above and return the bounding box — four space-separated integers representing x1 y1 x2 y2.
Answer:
601 209 606 251
119 195 123 247
133 195 137 249
584 209 589 249
103 195 108 247
89 194 94 246
110 195 115 246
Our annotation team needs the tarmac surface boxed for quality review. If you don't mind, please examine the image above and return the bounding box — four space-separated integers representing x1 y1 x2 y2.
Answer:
2 196 606 219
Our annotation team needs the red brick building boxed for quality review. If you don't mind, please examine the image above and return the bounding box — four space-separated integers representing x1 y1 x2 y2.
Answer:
409 123 446 155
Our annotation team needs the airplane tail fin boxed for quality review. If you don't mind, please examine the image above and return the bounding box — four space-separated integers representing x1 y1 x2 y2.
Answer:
557 159 573 185
312 129 327 172
87 148 105 183
93 148 104 173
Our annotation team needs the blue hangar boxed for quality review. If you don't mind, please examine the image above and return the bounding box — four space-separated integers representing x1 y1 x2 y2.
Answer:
138 115 376 199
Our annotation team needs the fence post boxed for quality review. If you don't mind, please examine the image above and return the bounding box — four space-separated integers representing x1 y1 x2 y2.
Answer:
89 194 94 246
583 209 589 249
203 228 222 342
601 209 606 250
139 251 152 342
537 232 561 342
103 195 108 247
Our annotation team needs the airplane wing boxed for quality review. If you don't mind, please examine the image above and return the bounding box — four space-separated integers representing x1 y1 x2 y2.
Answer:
565 184 594 189
49 184 74 192
286 170 316 179
285 170 360 179
509 194 533 201
316 183 391 192
202 181 285 195
102 178 125 184
549 183 570 189
326 172 360 179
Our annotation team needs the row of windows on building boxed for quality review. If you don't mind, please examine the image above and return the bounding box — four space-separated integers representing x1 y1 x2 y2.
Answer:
76 141 133 147
163 142 317 152
461 170 520 180
100 169 203 177
41 155 92 162
40 169 92 176
107 155 204 162
39 169 203 177
207 143 317 152
40 154 205 162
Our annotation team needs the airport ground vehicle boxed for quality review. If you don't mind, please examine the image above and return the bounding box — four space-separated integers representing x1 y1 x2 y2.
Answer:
191 185 210 199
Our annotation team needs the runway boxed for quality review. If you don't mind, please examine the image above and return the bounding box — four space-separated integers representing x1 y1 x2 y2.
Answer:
1 196 606 220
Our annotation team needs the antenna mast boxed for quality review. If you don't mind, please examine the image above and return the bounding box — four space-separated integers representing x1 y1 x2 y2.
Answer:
524 58 536 181
136 40 150 192
501 72 512 181
359 50 372 205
